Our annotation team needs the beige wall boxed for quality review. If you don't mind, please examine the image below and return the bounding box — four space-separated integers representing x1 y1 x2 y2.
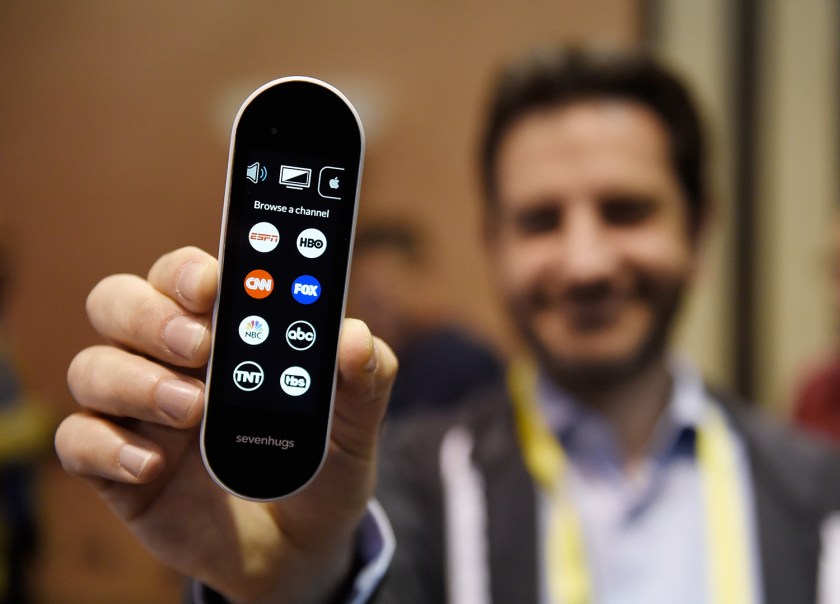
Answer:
0 2 640 601
654 1 840 410
755 0 839 411
654 0 737 388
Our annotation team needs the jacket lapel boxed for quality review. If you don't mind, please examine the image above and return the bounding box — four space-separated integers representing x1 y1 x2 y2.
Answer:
468 385 541 604
717 390 830 604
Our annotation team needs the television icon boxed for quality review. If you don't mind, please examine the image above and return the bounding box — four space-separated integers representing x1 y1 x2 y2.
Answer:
279 165 312 190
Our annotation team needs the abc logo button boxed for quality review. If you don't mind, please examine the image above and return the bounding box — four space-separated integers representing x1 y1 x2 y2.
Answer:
297 228 327 259
248 222 279 253
292 275 321 304
239 315 269 345
280 366 311 396
286 320 316 351
233 361 264 391
244 269 274 299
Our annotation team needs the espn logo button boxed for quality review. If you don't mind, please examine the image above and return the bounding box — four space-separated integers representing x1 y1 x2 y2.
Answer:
248 222 279 253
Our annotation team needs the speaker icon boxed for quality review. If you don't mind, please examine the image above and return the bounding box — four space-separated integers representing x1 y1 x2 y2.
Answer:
246 162 268 184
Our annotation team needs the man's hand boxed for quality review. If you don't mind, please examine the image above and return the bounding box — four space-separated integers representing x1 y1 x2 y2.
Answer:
56 246 397 603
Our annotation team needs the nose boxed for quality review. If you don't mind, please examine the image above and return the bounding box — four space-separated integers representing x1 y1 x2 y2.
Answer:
556 205 618 286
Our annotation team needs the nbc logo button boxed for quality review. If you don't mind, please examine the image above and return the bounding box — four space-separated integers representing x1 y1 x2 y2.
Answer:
238 315 269 345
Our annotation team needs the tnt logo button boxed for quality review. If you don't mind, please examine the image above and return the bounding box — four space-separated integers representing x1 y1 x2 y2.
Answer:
291 275 321 304
233 361 264 392
280 366 311 396
297 228 327 259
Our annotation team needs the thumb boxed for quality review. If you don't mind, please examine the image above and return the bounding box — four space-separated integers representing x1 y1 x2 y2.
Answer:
277 318 396 532
330 318 397 461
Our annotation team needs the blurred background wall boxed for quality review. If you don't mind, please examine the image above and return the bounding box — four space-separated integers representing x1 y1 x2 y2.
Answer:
0 1 836 602
652 1 839 410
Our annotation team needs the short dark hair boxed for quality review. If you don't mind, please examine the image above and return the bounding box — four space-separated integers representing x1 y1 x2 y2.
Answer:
479 46 708 235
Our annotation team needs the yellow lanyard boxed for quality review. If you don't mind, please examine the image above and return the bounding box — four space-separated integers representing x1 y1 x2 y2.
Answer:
508 361 754 604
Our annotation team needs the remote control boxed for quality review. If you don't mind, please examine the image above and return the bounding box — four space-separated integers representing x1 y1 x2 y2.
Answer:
201 77 364 500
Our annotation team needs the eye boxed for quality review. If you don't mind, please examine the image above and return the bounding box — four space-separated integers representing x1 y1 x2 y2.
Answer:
514 204 561 235
600 195 657 226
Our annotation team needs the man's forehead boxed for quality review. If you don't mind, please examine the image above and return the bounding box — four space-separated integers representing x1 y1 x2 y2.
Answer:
501 99 669 157
495 100 677 200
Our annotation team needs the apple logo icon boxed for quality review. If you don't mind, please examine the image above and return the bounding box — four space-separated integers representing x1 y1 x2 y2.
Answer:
318 167 345 199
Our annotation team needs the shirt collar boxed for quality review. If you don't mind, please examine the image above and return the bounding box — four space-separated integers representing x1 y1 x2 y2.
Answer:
534 355 709 461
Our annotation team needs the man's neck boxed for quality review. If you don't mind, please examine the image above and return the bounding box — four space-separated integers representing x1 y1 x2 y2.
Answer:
564 358 673 467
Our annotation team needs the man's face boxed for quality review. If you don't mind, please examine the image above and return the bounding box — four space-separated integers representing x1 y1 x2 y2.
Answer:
488 101 698 389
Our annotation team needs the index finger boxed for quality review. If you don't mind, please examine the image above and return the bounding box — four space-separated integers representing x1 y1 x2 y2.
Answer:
147 246 219 315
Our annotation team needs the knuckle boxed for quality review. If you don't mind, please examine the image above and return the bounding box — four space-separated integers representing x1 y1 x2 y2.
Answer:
85 275 116 321
55 415 124 479
67 346 124 406
134 297 176 349
54 415 84 472
53 417 69 455
109 366 151 419
66 350 91 400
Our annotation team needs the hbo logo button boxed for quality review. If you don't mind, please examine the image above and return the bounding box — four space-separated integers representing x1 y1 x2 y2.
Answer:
297 228 327 259
286 320 316 351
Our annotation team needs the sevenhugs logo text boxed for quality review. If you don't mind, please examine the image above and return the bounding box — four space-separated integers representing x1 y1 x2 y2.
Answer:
235 434 295 449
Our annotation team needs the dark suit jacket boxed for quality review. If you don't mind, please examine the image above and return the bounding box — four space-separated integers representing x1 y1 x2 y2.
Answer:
372 380 840 603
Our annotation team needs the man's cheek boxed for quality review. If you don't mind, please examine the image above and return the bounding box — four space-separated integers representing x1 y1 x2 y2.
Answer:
499 268 538 308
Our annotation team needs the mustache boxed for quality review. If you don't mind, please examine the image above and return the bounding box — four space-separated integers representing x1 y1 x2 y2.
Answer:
525 279 634 309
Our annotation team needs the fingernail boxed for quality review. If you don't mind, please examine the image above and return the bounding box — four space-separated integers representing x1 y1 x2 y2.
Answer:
163 315 206 359
156 379 201 422
364 338 379 373
119 444 153 479
176 262 209 303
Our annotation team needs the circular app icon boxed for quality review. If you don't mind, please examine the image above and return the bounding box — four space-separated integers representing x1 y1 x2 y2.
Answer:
244 269 274 299
233 361 264 391
285 320 316 351
280 366 311 396
248 222 280 253
239 315 269 345
291 275 321 304
296 227 327 259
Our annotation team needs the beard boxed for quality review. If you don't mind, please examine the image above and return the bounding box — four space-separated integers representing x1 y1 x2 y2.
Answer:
507 272 686 394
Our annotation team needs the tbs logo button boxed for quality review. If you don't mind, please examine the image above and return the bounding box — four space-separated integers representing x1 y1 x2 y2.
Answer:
292 275 320 304
297 228 327 259
233 361 264 391
286 320 316 351
244 269 274 299
280 366 311 396
239 315 269 345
